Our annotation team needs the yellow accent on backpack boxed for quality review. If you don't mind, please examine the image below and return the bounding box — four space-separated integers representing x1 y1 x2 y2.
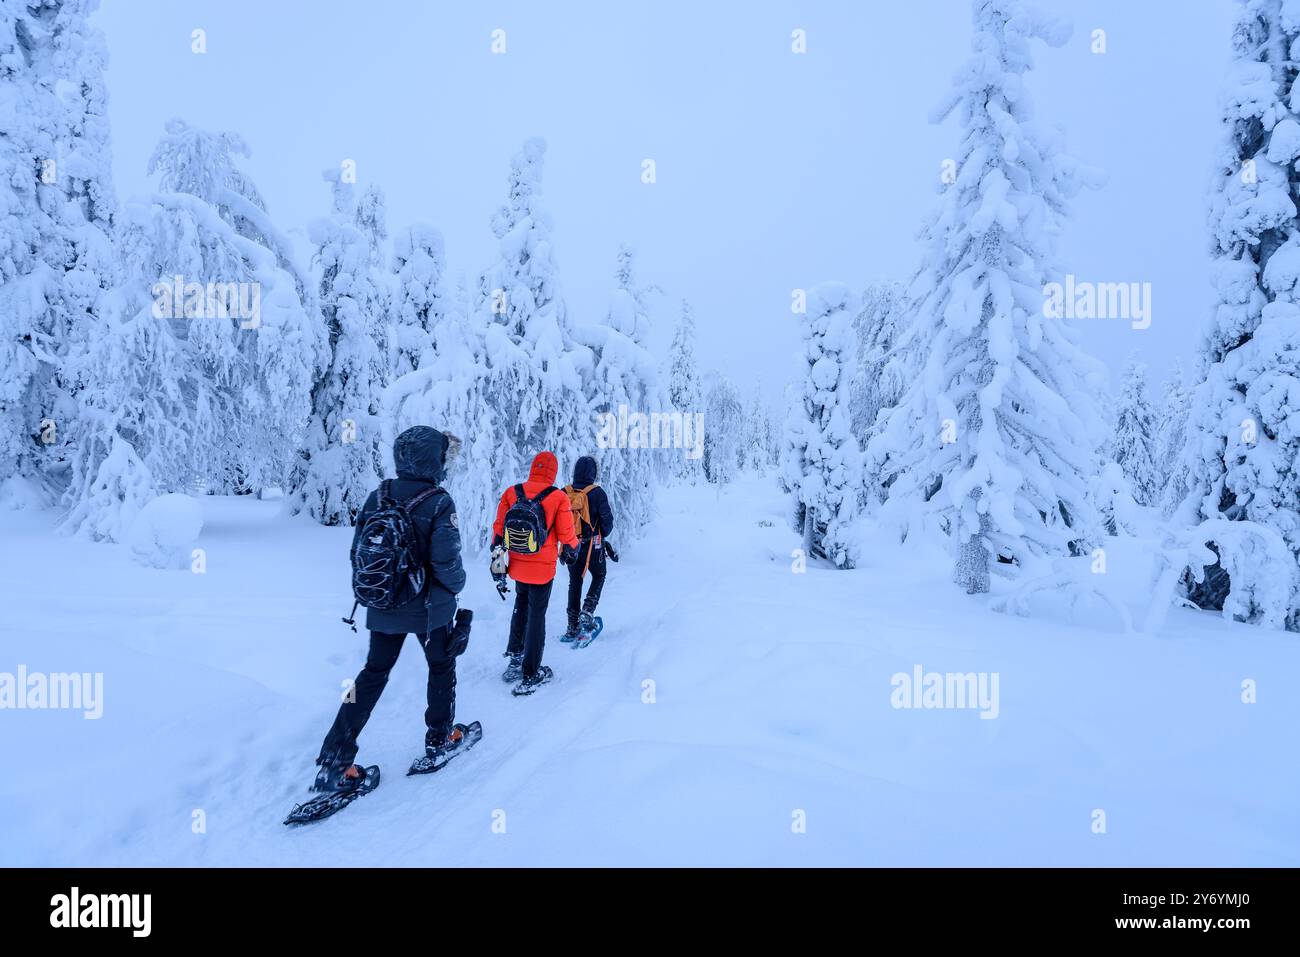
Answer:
505 527 538 553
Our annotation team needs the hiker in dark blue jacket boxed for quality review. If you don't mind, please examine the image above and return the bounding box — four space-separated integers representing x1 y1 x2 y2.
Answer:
314 426 472 791
561 455 617 641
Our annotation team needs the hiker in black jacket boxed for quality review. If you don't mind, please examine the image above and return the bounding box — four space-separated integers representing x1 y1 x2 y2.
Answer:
313 426 473 792
561 455 617 642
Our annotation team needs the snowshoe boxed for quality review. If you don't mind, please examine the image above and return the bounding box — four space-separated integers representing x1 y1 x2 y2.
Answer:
408 721 483 775
501 652 524 683
512 665 554 697
559 623 579 643
285 764 380 826
572 614 604 650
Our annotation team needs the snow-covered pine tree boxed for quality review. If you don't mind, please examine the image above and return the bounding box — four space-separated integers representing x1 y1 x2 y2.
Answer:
62 120 324 536
390 223 446 378
666 300 705 483
870 0 1106 593
287 168 385 526
1176 0 1300 629
356 183 392 385
45 0 118 452
1092 461 1140 538
855 281 918 509
1156 357 1192 515
1111 354 1160 506
764 405 779 468
1094 382 1117 463
0 3 65 496
150 120 323 492
60 269 192 540
703 373 744 487
743 388 775 474
386 264 501 551
577 245 664 536
0 0 116 502
47 0 116 231
356 184 388 260
849 281 911 449
779 282 863 567
478 137 590 474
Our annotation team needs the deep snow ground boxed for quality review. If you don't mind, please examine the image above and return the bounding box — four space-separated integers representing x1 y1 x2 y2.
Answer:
2 477 1297 866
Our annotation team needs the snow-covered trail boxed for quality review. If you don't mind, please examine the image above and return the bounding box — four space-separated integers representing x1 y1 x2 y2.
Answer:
3 477 1298 865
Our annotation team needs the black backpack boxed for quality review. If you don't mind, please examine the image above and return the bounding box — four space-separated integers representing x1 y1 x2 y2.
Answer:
503 483 558 554
350 480 444 610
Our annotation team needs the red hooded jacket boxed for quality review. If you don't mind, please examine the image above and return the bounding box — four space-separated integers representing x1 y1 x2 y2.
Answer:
492 451 579 585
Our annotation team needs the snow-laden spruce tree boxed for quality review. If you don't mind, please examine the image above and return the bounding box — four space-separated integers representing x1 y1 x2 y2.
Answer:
577 245 664 536
60 271 192 540
1174 0 1300 629
45 0 118 442
146 120 314 306
743 389 776 474
780 282 863 567
150 121 324 491
0 0 116 501
47 0 116 231
666 300 705 483
62 120 324 535
43 0 118 380
870 0 1106 593
478 137 591 471
855 282 918 509
287 169 386 526
1092 460 1140 538
356 183 392 382
390 223 446 377
1093 382 1118 462
1112 355 1160 506
0 1 65 494
1156 357 1192 515
850 281 912 448
386 267 503 550
703 373 744 487
356 184 388 261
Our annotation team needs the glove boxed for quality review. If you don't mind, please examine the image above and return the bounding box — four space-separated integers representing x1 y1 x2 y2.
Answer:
445 608 473 657
559 544 579 566
604 541 619 563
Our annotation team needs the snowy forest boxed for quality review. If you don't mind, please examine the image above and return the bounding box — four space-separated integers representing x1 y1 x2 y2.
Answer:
1 22 778 554
3 0 1298 869
6 0 1297 631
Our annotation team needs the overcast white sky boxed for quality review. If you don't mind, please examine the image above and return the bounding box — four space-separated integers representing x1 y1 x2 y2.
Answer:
96 0 1234 400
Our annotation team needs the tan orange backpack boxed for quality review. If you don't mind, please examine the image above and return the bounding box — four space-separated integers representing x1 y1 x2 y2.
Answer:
564 483 600 536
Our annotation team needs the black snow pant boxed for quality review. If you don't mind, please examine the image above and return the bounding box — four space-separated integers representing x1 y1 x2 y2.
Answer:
318 626 454 767
566 538 608 629
506 579 553 679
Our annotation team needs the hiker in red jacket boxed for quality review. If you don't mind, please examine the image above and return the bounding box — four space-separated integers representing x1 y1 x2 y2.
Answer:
491 451 579 694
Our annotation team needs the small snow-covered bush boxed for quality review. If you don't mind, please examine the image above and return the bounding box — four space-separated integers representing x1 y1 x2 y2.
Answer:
126 493 204 569
0 476 48 512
